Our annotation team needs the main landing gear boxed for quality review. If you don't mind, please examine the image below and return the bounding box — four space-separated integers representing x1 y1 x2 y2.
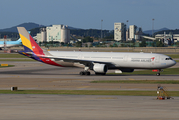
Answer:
79 66 91 76
80 71 90 75
95 72 106 75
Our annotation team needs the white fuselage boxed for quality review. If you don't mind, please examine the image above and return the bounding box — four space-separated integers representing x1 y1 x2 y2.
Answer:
48 51 176 69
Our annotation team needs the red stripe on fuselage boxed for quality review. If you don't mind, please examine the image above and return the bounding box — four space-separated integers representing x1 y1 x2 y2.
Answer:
40 58 63 67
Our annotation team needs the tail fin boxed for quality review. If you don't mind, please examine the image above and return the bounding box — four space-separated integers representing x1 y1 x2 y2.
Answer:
17 27 43 55
17 27 62 67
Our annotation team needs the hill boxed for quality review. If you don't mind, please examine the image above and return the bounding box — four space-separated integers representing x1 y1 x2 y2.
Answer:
0 22 113 39
0 22 44 33
143 28 170 35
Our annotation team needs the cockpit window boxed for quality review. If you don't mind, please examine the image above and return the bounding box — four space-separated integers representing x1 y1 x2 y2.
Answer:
165 58 173 60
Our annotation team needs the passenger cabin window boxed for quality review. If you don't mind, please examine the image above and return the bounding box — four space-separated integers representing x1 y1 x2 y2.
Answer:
165 58 173 60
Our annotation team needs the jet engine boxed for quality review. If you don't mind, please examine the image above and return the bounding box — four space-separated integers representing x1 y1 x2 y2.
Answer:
93 64 108 73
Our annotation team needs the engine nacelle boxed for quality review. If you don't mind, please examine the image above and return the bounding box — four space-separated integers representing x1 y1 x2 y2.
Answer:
120 68 134 72
93 64 108 73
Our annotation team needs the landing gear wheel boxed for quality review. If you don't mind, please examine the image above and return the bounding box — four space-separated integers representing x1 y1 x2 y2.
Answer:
156 73 160 76
95 72 100 75
80 71 91 75
95 72 106 75
85 71 90 75
80 71 85 75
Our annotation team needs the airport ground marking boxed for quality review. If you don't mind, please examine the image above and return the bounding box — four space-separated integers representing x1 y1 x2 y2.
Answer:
0 65 14 68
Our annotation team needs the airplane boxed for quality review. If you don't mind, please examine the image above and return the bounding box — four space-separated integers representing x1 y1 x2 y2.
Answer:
0 31 31 49
0 38 22 49
17 27 176 76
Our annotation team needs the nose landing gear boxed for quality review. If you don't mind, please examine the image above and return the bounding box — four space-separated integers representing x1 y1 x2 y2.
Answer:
156 73 160 76
152 69 163 76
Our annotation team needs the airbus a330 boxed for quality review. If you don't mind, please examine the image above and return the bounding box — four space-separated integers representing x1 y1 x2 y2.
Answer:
17 27 176 76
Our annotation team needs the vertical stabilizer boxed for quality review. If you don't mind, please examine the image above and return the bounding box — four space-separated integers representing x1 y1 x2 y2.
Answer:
17 27 43 55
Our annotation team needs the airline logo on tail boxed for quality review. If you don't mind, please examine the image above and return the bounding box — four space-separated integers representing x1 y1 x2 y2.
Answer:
18 27 43 55
17 27 62 67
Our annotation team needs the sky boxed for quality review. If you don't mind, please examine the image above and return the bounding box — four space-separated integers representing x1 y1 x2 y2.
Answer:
0 0 179 31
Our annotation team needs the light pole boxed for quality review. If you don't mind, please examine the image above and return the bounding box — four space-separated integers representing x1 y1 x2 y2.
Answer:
101 19 103 42
152 18 155 37
126 20 129 29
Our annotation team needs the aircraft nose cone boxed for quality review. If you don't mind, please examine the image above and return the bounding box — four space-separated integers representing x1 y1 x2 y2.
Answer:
172 60 177 66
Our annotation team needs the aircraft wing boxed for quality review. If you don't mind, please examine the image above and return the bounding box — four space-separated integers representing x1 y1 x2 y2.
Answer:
18 50 114 67
36 54 113 66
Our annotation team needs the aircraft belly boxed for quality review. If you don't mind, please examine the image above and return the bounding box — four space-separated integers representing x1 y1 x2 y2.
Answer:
54 61 75 67
54 61 84 68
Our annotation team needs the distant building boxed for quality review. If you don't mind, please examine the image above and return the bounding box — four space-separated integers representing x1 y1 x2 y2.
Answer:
41 28 46 42
135 27 143 41
36 25 70 43
114 23 126 41
126 29 129 41
155 32 179 44
47 25 70 43
129 25 137 40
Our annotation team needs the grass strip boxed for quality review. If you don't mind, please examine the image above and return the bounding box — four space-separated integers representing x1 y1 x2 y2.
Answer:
166 54 179 59
91 80 179 84
0 90 179 96
0 59 35 61
0 54 27 58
